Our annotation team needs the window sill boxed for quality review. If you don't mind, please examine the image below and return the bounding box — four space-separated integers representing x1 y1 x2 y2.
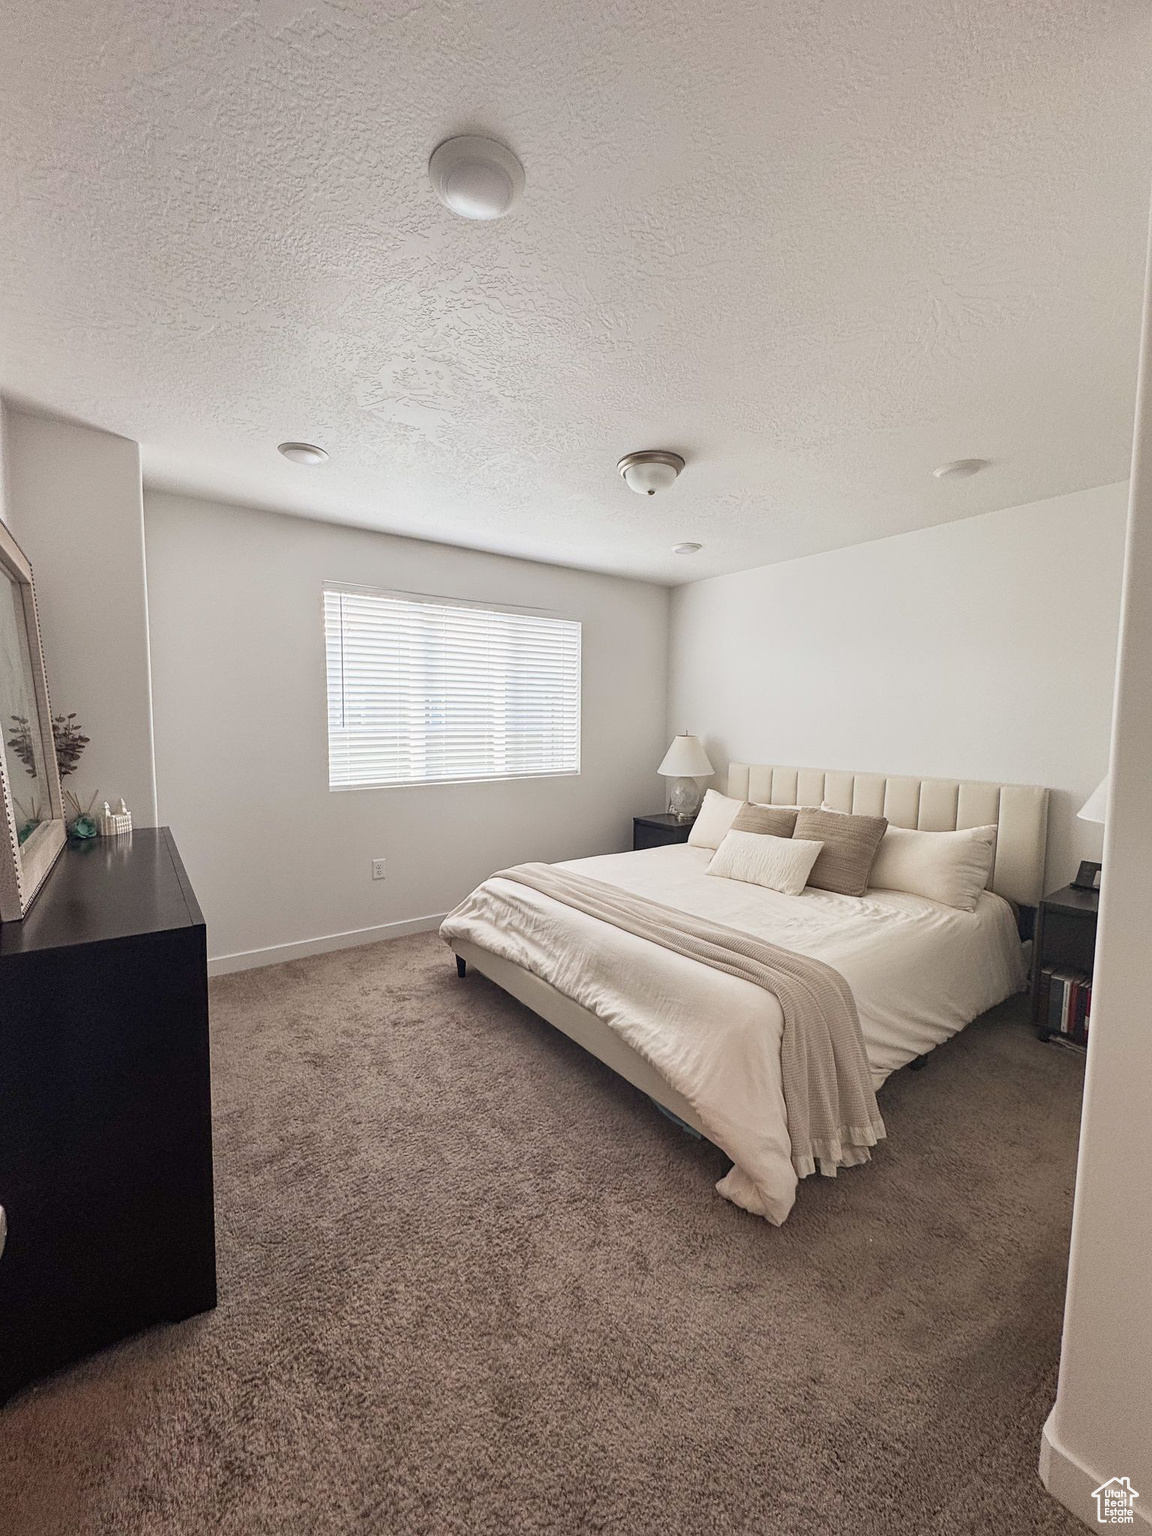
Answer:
329 769 582 792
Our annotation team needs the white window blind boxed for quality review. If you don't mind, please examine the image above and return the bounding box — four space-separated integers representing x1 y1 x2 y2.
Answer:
324 585 581 789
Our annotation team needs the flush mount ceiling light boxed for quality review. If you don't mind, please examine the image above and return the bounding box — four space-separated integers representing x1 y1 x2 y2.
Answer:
932 458 988 479
278 441 329 466
672 542 702 555
617 450 685 496
428 135 525 221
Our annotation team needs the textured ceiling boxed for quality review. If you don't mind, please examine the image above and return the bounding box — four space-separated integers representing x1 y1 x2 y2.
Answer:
2 0 1151 584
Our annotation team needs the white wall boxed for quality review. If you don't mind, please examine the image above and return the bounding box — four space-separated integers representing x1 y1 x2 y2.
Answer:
1040 222 1152 1530
669 484 1128 891
0 399 11 528
4 407 157 824
144 490 669 968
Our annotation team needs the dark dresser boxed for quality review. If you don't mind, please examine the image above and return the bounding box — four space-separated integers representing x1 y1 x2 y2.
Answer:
0 827 216 1402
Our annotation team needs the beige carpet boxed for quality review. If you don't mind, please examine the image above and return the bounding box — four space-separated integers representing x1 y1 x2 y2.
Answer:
2 931 1085 1536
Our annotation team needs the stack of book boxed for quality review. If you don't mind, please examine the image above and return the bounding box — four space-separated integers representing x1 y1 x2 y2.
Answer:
1040 965 1092 1046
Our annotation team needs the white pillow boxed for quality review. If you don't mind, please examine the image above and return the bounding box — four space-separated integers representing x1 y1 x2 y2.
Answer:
707 830 825 896
687 789 745 850
868 824 998 911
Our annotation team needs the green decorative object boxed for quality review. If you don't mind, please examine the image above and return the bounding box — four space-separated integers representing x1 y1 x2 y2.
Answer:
65 788 101 842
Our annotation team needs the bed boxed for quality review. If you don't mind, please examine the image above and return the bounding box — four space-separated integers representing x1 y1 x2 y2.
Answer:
441 761 1049 1223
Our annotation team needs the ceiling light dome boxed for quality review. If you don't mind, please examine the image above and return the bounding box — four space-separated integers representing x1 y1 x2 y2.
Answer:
428 136 525 221
672 542 702 555
617 450 685 496
278 441 328 465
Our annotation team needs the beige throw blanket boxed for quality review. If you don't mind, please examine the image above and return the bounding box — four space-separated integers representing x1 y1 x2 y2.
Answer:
494 862 885 1179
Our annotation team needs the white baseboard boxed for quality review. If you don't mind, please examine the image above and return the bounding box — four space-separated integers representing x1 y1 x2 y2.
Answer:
1040 1410 1152 1530
208 912 448 977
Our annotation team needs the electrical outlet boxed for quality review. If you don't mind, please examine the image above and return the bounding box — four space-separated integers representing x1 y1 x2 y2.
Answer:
372 858 386 881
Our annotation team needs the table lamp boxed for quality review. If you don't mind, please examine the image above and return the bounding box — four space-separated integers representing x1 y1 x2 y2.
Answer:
658 733 714 821
1072 775 1108 890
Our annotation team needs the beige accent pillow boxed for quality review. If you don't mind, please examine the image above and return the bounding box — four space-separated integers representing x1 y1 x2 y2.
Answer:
868 824 998 911
687 789 745 850
731 803 799 838
793 807 888 897
708 830 825 896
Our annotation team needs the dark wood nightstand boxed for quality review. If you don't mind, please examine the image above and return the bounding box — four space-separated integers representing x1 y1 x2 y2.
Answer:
633 813 694 850
1031 883 1099 1045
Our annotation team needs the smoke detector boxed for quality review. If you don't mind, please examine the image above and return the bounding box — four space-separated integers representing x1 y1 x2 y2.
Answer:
278 442 328 465
932 458 988 479
617 450 685 496
428 136 525 221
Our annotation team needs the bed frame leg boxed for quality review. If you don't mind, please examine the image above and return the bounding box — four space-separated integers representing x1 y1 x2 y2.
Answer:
455 954 467 978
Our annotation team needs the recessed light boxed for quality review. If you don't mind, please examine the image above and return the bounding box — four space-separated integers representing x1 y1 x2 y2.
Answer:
932 458 988 479
618 450 685 496
428 136 525 220
278 442 329 466
672 542 702 555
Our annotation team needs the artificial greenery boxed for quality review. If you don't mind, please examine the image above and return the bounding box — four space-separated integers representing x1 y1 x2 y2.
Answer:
5 711 90 780
52 713 90 778
5 715 35 777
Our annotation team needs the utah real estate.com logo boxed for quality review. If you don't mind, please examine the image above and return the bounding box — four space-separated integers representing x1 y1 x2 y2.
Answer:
1093 1477 1140 1526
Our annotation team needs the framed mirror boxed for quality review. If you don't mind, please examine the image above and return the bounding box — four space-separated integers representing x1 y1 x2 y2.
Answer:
0 519 65 921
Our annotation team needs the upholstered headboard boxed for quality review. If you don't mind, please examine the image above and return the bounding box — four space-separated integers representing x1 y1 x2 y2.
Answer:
727 762 1050 907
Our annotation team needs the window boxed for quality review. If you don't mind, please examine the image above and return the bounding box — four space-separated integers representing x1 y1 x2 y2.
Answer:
324 585 581 790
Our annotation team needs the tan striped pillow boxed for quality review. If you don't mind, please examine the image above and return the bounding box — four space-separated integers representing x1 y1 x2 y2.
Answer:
793 807 888 897
730 803 799 839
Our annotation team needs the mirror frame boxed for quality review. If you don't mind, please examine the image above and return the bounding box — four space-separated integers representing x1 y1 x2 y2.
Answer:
0 519 66 921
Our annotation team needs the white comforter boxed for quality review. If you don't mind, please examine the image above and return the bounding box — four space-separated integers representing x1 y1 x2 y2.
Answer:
441 844 1026 1224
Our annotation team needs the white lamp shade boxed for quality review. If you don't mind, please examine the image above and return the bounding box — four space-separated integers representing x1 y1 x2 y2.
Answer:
658 733 713 778
1077 775 1109 824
